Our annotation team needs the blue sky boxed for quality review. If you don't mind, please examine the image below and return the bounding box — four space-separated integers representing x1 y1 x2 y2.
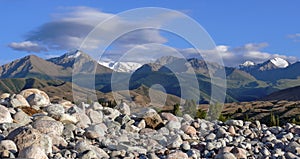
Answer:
1 0 300 66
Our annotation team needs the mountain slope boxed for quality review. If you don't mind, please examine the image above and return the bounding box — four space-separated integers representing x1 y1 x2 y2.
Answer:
0 55 70 79
48 50 112 75
262 85 300 101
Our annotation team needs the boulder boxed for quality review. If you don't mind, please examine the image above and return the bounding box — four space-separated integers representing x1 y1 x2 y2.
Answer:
20 89 50 107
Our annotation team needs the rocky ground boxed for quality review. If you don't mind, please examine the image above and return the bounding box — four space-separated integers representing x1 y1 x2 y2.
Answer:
0 89 299 159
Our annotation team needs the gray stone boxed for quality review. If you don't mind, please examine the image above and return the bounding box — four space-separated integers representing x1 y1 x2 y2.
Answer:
84 124 106 139
181 125 197 136
6 127 52 155
166 120 181 131
116 143 147 154
225 120 244 127
44 104 65 119
73 112 91 129
181 141 191 151
88 110 103 124
89 102 103 111
230 147 247 159
285 141 300 154
215 152 237 159
168 135 183 149
13 110 32 125
285 152 300 159
32 119 64 136
81 150 97 159
18 144 48 159
102 107 120 120
167 150 188 159
115 102 131 115
161 112 179 122
182 114 194 123
216 127 228 138
148 153 160 159
205 133 216 141
75 141 109 158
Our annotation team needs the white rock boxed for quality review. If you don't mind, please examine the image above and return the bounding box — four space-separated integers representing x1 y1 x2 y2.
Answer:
59 114 78 124
0 105 13 123
10 94 30 107
225 120 244 127
20 89 50 107
0 140 17 153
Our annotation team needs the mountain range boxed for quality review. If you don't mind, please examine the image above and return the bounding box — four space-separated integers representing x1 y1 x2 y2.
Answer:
0 50 300 106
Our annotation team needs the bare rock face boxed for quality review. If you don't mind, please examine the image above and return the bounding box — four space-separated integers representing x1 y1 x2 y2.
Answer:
20 89 50 107
0 105 13 123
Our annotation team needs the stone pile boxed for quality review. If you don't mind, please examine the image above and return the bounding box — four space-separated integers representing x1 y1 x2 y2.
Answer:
0 88 299 159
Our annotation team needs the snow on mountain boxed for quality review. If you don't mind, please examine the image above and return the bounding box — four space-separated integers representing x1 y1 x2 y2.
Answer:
240 61 255 67
98 61 142 73
66 50 82 59
270 57 289 68
113 62 142 73
98 61 115 69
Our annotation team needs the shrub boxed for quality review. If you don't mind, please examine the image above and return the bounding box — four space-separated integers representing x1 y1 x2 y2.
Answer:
196 109 207 119
206 102 223 121
173 103 182 117
236 108 243 113
183 99 198 118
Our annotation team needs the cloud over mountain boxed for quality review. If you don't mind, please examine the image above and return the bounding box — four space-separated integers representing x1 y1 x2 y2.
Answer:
180 43 298 67
8 41 48 53
11 6 172 53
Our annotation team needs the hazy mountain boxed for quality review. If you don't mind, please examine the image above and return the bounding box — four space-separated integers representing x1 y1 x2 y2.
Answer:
262 85 300 101
239 57 299 82
1 53 300 104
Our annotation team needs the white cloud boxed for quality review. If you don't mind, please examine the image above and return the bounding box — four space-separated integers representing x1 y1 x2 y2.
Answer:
288 33 300 42
11 6 179 53
8 41 47 53
179 43 298 67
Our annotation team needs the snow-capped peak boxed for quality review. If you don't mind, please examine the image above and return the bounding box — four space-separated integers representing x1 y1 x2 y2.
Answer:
98 61 142 73
66 50 82 59
270 57 289 68
240 61 255 67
